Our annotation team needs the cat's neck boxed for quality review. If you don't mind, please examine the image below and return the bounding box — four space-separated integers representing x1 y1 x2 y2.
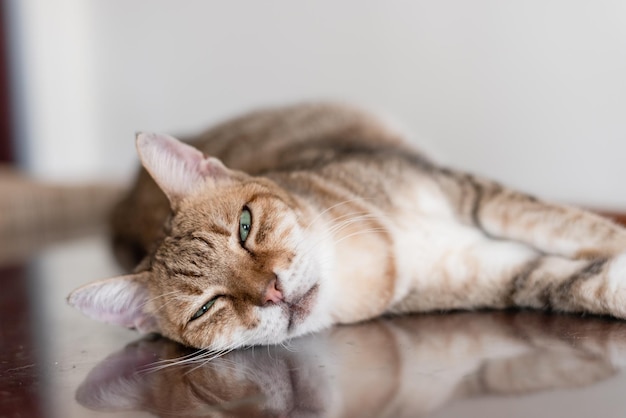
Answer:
283 185 399 324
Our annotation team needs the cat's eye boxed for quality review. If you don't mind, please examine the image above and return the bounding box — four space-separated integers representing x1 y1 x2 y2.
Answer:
239 207 252 243
190 298 217 321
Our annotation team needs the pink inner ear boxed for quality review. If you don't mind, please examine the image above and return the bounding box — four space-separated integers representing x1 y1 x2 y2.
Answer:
151 132 205 167
67 274 159 333
135 132 231 206
199 156 230 180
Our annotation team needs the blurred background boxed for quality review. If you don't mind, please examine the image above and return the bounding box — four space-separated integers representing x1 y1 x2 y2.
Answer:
2 0 626 208
0 4 625 416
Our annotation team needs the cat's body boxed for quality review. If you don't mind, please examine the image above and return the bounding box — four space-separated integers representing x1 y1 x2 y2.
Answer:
69 102 626 350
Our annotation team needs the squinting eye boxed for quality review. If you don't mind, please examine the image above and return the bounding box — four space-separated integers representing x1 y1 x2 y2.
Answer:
239 207 252 243
190 298 217 321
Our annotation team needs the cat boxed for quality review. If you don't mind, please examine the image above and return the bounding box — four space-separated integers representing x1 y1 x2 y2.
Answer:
75 311 626 417
67 102 626 351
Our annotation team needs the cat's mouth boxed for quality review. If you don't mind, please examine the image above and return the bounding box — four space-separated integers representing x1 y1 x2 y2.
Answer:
284 284 319 332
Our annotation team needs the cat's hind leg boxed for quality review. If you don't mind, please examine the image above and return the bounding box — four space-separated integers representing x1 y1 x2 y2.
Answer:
508 252 626 318
394 231 626 320
435 169 626 259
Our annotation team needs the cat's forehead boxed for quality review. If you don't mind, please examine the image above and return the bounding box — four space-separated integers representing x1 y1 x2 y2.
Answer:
172 181 291 228
152 181 292 265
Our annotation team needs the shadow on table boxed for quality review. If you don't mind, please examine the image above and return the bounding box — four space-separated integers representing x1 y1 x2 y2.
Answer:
75 311 626 417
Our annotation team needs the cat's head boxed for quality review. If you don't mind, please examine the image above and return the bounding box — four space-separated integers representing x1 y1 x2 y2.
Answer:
68 133 331 350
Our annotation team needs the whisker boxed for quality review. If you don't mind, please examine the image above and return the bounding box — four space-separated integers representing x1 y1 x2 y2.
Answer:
297 213 376 247
295 213 384 259
279 339 299 353
302 198 375 232
140 349 210 374
332 228 388 246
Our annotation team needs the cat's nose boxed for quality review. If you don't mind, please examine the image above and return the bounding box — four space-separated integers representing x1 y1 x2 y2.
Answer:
263 279 284 305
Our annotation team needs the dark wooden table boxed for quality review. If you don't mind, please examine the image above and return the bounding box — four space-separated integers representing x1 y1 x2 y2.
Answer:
3 222 626 417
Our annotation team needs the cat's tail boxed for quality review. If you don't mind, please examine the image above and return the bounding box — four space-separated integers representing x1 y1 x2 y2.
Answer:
0 165 126 266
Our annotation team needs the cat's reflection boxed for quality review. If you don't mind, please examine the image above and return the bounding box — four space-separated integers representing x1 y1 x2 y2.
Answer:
77 312 626 417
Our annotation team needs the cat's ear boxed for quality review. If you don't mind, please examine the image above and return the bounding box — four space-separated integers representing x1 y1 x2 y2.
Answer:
135 132 231 208
67 272 159 334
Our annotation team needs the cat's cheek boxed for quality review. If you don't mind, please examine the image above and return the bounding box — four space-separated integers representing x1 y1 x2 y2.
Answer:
177 313 239 351
189 306 287 350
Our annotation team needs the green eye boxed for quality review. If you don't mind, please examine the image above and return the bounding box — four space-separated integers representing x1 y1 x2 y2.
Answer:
191 298 217 321
239 208 252 243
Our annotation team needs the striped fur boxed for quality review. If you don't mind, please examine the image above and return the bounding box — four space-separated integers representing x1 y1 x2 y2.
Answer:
69 102 626 350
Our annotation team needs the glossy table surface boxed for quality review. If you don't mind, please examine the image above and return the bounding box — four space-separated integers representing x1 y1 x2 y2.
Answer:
3 227 626 418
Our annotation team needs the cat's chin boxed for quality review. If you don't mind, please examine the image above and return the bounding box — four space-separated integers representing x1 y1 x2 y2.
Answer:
284 284 320 333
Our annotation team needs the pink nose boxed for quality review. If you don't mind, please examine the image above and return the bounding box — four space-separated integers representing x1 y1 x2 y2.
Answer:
263 279 284 305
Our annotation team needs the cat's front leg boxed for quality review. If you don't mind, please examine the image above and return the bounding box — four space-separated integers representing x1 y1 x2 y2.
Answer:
435 169 626 259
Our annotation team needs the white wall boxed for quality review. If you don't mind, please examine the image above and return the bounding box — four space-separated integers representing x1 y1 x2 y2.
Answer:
7 0 626 208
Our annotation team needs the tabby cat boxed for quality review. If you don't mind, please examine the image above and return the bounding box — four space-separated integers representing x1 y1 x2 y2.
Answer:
68 102 626 351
